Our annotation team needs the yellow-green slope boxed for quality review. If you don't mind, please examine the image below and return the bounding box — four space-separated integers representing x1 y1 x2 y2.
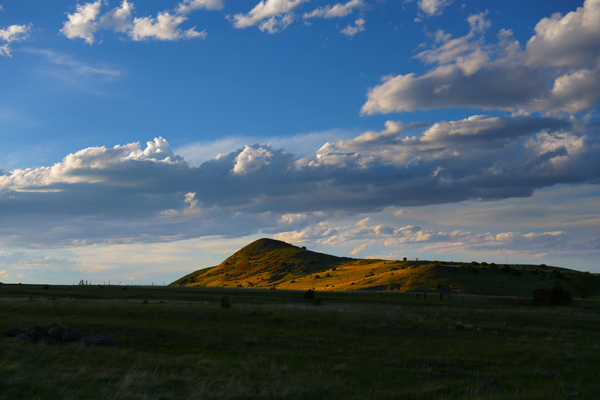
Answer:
171 238 580 296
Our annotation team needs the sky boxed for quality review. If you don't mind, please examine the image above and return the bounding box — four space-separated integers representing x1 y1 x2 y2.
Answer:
1 0 599 285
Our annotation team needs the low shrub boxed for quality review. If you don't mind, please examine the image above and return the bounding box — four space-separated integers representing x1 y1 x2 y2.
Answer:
221 296 232 308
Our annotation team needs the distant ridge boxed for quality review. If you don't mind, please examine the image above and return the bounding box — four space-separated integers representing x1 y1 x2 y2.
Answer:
171 238 580 296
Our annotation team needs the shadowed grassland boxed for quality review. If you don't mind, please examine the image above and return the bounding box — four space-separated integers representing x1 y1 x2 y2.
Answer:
1 284 599 399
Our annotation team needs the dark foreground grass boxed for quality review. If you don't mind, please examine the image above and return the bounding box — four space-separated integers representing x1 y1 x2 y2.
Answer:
1 285 599 399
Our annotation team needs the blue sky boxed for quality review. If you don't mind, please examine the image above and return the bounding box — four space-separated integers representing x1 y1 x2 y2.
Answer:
1 0 599 284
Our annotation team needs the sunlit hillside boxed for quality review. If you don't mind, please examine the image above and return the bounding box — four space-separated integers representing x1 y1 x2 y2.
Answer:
171 238 581 297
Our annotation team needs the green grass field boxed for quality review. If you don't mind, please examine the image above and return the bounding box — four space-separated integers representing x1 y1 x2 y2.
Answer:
1 284 599 399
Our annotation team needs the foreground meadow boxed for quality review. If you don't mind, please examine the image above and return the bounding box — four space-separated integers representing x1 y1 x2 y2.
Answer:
0 285 599 399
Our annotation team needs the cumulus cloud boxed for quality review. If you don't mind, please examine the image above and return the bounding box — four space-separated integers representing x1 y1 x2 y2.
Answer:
340 18 365 37
231 145 273 174
61 0 217 43
0 24 31 57
230 0 308 33
303 0 365 19
61 0 103 44
1 114 599 248
99 0 134 33
275 217 599 259
417 0 453 17
130 12 205 41
526 0 600 69
362 1 600 115
0 24 31 42
176 0 225 14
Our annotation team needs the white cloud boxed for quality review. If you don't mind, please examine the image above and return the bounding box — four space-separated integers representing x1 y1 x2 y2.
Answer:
259 13 295 33
303 0 364 19
61 0 216 43
274 216 599 260
0 24 30 42
0 112 598 249
0 24 31 57
130 12 205 41
417 0 453 17
230 0 308 32
60 0 103 44
340 18 365 37
526 0 600 69
99 0 134 33
176 0 225 14
361 4 600 115
232 145 273 174
26 48 123 89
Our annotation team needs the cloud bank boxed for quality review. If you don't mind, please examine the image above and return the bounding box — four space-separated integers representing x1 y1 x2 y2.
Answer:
362 1 600 115
1 114 598 248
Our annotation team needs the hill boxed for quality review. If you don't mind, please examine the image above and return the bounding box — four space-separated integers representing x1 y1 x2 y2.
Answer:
171 238 582 296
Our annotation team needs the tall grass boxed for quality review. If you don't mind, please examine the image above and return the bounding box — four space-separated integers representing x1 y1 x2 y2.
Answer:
0 285 599 399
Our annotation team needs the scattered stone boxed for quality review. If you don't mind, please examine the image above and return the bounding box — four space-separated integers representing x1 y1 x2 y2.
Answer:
77 335 122 348
37 336 60 345
61 331 75 343
4 327 25 338
47 326 60 338
28 328 42 339
10 332 36 344
481 379 503 389
3 324 119 347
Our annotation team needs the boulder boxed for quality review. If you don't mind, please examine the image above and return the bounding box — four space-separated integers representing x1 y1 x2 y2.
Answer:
60 331 76 343
47 326 60 338
10 332 36 344
28 328 42 339
37 336 60 345
4 327 25 338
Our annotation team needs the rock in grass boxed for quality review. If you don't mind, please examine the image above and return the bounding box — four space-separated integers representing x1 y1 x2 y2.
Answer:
77 335 122 348
47 326 60 338
60 331 76 343
10 332 36 344
28 328 42 339
37 336 60 345
481 379 502 389
4 327 25 337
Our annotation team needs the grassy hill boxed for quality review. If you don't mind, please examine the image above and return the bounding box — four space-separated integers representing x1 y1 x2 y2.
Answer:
171 238 582 297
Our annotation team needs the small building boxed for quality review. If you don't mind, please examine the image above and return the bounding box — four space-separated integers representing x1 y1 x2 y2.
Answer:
533 288 572 306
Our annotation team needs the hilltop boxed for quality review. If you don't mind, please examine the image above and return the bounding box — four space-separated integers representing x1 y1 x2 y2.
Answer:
171 238 585 297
